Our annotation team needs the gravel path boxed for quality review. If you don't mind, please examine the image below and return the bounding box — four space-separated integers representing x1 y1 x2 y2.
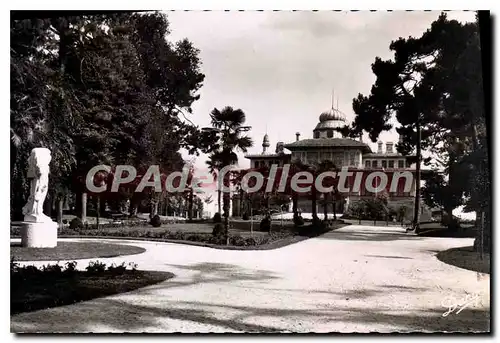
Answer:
10 225 490 333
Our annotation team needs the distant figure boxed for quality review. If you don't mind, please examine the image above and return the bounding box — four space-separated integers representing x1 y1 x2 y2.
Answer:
22 148 52 223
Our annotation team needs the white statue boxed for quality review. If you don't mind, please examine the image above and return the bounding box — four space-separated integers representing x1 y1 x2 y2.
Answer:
22 148 52 223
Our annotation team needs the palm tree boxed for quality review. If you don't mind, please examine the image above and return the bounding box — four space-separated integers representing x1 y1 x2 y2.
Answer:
206 156 223 214
208 107 253 244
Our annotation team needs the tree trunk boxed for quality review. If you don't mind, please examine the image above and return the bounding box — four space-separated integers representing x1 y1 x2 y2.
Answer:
239 188 244 217
413 117 422 231
81 192 87 223
323 194 328 221
332 197 337 221
44 192 52 218
57 196 64 228
151 193 159 218
129 197 138 217
311 187 318 220
217 189 222 214
188 189 194 221
222 172 230 245
96 196 100 228
292 193 298 219
100 197 106 216
223 192 230 245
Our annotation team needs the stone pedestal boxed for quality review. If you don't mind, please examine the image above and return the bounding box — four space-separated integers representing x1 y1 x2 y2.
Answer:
20 220 58 248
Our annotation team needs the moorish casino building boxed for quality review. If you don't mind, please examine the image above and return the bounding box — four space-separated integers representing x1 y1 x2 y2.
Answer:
236 102 433 221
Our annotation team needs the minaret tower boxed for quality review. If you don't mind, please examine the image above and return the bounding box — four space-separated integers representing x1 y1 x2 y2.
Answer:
262 133 270 154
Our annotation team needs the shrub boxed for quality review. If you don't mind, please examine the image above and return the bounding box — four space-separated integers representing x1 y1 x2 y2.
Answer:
397 206 409 224
229 235 247 246
293 215 304 226
258 236 270 245
244 237 257 246
212 223 225 237
213 212 222 223
10 226 20 236
170 231 187 240
209 234 225 245
107 262 127 275
259 217 271 232
269 230 292 240
387 207 398 221
42 263 63 274
85 260 107 274
150 215 161 227
186 233 210 242
69 217 84 230
64 261 78 274
242 212 250 220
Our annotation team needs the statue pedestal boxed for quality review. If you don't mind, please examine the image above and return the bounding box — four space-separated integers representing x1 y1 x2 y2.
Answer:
20 220 58 248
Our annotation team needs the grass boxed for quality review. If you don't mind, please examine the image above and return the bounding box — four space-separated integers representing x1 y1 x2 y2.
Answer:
436 246 490 274
10 241 146 261
11 219 348 250
11 269 174 315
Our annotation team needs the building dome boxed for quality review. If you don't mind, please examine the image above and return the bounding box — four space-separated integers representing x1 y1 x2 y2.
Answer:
319 108 346 123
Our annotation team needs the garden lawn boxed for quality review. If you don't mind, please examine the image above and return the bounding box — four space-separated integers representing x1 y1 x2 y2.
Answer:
11 269 174 315
11 242 146 261
436 246 490 274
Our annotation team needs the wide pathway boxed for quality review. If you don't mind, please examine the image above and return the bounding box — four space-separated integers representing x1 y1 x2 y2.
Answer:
11 225 490 333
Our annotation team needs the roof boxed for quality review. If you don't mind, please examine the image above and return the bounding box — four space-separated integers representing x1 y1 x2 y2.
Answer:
245 153 291 159
363 152 416 158
314 120 345 131
284 138 372 153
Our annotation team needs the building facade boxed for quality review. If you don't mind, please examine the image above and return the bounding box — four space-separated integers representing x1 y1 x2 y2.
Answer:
239 103 433 221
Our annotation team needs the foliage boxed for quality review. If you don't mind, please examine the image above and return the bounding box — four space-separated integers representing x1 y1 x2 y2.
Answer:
347 202 365 223
64 261 78 274
363 198 389 221
69 217 84 230
10 12 207 220
213 212 222 223
205 106 254 243
259 216 271 232
212 223 225 237
107 262 128 275
345 13 485 229
85 260 107 274
293 215 305 226
150 214 161 227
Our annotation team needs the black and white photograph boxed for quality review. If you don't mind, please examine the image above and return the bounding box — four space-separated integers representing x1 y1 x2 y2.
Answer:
9 7 491 334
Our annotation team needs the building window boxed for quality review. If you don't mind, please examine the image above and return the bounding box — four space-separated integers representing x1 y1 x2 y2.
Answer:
349 152 356 166
365 160 371 168
255 161 260 168
327 130 333 138
382 160 387 168
372 160 378 168
398 160 404 168
388 160 394 168
314 131 320 139
406 160 412 168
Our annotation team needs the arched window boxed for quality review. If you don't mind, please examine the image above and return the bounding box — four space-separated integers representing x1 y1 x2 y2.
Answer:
314 131 320 139
327 130 334 138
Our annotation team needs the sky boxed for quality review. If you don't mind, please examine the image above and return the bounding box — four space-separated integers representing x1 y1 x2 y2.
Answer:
164 10 476 214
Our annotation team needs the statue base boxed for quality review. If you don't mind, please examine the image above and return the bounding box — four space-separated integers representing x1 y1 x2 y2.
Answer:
20 220 58 248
